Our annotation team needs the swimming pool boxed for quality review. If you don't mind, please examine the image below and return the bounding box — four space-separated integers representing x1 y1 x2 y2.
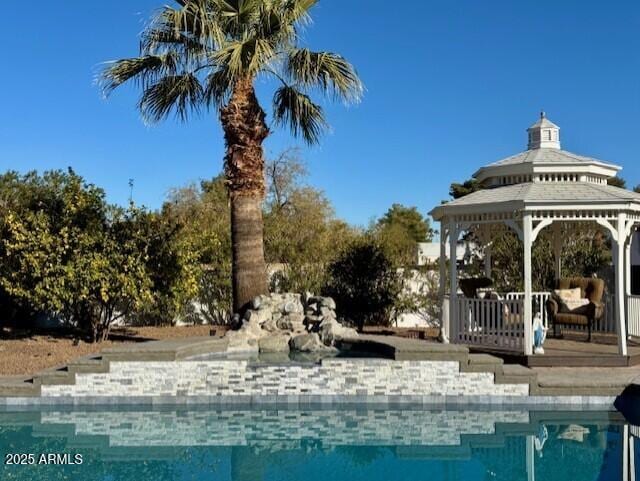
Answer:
0 407 636 480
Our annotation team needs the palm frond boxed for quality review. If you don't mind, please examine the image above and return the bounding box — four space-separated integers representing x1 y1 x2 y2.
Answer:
99 54 179 96
141 28 207 57
138 73 204 123
273 85 327 144
213 37 276 78
204 67 233 106
280 0 317 28
285 48 363 103
153 2 227 50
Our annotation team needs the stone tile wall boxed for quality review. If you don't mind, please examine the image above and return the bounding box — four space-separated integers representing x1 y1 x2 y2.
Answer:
40 358 529 402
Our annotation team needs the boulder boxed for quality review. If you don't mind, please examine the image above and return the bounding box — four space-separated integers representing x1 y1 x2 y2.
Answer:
226 329 260 353
319 297 336 310
319 306 335 318
244 308 272 325
261 317 278 332
258 334 291 353
225 293 352 353
251 296 262 310
284 300 303 314
319 318 358 345
289 333 337 353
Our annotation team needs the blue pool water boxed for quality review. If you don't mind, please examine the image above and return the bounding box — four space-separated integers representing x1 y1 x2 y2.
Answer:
0 407 637 480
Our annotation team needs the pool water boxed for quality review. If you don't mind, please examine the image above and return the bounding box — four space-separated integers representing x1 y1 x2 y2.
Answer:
0 407 636 481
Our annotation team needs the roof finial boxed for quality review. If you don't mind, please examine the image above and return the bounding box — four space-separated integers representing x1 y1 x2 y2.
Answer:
540 110 546 119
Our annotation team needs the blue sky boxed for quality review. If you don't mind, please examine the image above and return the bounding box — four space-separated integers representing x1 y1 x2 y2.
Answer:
1 1 639 227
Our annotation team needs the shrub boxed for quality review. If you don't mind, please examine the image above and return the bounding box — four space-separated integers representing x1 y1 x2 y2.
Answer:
0 170 153 341
324 237 401 331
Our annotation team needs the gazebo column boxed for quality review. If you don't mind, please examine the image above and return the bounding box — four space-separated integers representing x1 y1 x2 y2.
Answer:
523 213 533 356
439 222 449 342
553 222 562 280
615 213 629 356
448 219 459 344
625 235 632 297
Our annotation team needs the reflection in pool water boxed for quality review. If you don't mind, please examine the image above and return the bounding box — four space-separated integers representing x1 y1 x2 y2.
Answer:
0 407 636 480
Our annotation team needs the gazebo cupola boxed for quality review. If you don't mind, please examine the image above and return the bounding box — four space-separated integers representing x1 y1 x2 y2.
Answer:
473 112 620 188
527 111 560 149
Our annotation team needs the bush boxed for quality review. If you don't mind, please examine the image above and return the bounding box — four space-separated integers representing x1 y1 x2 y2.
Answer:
127 211 200 327
323 237 401 331
0 170 153 341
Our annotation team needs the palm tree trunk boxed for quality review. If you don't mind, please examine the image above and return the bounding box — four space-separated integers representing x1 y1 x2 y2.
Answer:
221 77 269 312
230 195 267 311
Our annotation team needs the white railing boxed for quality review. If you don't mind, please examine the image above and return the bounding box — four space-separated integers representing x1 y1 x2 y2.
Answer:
456 297 524 352
506 291 617 334
452 291 622 354
505 292 551 327
628 295 640 338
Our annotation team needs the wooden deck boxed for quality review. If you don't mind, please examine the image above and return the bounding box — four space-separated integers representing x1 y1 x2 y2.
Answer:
471 333 640 367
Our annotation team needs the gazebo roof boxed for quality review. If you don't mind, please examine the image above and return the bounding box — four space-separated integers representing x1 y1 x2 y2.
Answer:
430 113 639 221
431 182 640 219
482 148 618 169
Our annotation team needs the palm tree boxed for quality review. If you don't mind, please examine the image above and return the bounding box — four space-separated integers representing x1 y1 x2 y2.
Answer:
100 0 362 312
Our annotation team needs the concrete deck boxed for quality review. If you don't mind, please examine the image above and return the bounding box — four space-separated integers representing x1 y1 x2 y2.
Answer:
0 334 638 404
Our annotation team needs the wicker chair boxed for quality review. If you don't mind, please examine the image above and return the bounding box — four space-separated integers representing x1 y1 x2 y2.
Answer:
545 277 605 342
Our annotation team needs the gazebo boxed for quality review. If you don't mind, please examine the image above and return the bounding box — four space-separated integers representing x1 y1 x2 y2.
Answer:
430 113 640 357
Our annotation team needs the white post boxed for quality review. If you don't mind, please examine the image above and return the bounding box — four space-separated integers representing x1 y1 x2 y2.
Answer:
616 213 629 356
523 213 533 356
439 222 449 342
553 221 562 280
626 237 632 296
449 219 459 343
626 238 632 330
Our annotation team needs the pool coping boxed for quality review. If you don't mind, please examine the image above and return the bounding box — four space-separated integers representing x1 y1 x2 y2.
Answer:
0 334 635 406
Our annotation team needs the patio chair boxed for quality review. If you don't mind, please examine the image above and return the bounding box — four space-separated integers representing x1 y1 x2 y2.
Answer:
459 277 493 298
546 277 605 342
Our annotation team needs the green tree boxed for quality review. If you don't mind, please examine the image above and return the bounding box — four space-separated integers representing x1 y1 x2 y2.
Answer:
164 176 233 324
324 237 401 331
449 179 481 199
101 0 363 312
377 204 434 243
263 149 359 293
128 210 200 326
607 176 627 188
0 170 153 341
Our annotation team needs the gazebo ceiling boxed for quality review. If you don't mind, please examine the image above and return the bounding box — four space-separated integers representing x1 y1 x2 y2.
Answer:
431 112 635 221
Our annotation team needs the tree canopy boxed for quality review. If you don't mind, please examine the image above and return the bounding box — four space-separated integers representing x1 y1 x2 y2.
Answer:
100 0 363 144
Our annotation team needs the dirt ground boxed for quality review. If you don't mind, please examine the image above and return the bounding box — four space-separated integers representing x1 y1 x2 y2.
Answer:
0 324 436 377
0 325 221 376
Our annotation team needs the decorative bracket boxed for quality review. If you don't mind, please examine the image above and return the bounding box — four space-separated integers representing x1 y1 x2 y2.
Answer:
504 219 523 241
531 219 553 243
595 218 618 238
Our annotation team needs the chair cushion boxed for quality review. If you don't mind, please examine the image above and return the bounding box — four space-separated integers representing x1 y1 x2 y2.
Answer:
553 287 581 301
553 288 589 313
556 277 604 303
560 298 590 314
554 312 589 326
